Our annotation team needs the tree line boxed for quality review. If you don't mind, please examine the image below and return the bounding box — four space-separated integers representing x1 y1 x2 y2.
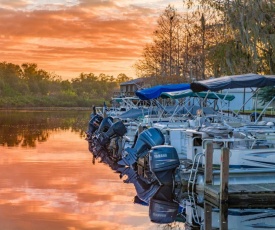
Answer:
0 62 131 107
134 0 275 85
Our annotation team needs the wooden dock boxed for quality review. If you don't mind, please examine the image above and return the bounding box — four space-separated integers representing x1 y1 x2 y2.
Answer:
203 142 275 208
205 183 275 208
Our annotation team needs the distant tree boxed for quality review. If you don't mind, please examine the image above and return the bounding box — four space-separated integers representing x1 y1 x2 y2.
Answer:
258 86 275 104
0 62 28 96
21 63 51 95
134 5 182 79
183 0 275 75
116 73 131 83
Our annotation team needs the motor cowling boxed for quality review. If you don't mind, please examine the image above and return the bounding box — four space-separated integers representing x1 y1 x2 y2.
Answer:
87 114 103 136
149 145 180 186
98 121 127 146
96 117 113 134
118 128 165 166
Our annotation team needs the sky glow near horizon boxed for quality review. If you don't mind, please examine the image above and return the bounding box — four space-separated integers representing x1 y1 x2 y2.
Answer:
0 0 182 79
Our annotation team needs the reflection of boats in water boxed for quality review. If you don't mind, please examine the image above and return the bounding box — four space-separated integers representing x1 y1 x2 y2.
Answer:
86 74 275 226
184 198 275 230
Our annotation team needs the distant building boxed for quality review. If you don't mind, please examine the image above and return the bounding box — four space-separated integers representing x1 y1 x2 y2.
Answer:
118 78 145 97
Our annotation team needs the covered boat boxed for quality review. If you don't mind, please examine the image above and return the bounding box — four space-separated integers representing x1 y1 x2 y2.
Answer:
190 73 275 92
136 83 190 100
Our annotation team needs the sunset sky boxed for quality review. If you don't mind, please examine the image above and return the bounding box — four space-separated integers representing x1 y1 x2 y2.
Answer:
0 0 183 80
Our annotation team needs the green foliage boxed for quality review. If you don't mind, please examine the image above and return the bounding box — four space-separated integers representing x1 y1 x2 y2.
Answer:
258 86 275 104
0 62 124 108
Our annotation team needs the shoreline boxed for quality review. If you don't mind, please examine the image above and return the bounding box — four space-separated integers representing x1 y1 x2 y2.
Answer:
0 107 92 111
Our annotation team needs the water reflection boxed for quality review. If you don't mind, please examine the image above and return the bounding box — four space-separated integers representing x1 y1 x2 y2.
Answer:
184 199 275 230
0 110 185 230
0 110 87 147
2 111 275 229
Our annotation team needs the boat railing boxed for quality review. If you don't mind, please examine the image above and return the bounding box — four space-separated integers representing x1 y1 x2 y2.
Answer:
202 135 275 152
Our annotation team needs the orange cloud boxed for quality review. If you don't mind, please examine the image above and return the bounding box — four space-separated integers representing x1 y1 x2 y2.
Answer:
0 0 182 79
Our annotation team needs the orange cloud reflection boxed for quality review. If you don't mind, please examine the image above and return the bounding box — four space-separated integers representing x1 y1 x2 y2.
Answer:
0 130 160 229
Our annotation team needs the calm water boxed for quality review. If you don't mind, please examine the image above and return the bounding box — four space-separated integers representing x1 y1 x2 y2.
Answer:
2 110 275 230
0 110 184 230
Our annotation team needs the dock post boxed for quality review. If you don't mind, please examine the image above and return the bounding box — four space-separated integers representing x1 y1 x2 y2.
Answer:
219 202 228 230
220 147 229 203
204 141 213 185
204 201 212 230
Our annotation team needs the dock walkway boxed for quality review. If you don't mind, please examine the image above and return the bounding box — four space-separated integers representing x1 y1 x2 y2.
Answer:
203 142 275 208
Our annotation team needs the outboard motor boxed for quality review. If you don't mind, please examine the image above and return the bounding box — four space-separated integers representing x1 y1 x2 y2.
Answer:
97 120 127 146
87 114 103 138
149 145 180 186
90 105 97 119
118 128 165 166
119 167 160 204
149 185 179 224
148 145 180 223
96 117 114 134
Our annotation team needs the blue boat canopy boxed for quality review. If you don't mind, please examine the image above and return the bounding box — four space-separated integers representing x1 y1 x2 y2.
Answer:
136 83 190 100
190 73 275 92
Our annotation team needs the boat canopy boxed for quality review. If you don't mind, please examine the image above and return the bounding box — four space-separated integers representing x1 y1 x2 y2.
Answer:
190 73 275 92
160 89 235 101
136 83 190 100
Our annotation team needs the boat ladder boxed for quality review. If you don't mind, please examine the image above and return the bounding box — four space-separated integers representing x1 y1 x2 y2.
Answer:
188 194 204 229
188 152 205 195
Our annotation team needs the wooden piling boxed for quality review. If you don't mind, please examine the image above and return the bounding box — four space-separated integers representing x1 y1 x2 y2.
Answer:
220 147 229 202
204 201 212 230
219 202 228 230
204 141 213 185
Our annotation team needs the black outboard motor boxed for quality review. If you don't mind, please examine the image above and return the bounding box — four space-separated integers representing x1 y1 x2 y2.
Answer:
119 167 160 204
96 117 114 134
148 145 180 224
118 128 165 166
87 114 103 138
97 120 127 146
